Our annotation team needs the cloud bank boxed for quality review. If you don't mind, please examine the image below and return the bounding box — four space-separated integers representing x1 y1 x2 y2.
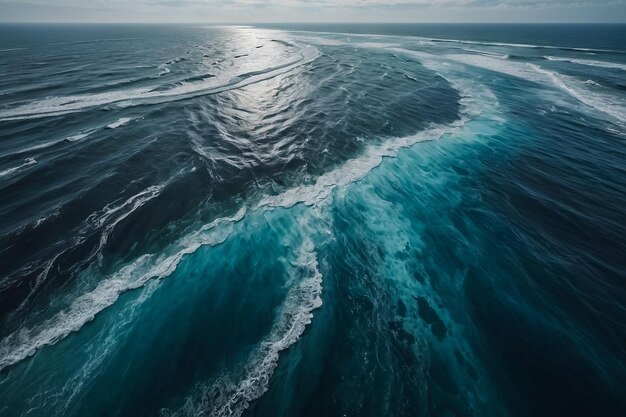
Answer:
0 0 624 22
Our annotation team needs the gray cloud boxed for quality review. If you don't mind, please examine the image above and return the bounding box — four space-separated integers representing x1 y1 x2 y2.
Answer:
0 0 624 22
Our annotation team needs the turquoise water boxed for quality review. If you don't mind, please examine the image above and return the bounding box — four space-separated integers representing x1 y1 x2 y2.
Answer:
0 24 625 417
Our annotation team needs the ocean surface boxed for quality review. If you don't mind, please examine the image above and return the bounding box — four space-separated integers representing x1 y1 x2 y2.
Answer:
0 23 625 417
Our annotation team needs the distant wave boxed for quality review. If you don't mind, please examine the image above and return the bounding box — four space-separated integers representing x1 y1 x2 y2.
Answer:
49 37 146 46
0 46 320 121
421 37 625 54
291 29 625 54
529 64 626 125
392 48 626 126
462 48 509 60
544 56 626 71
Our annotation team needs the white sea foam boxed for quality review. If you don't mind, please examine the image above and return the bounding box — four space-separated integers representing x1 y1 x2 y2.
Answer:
256 85 494 212
86 185 165 262
253 50 498 212
528 63 626 124
2 184 169 327
33 206 62 229
164 238 323 417
14 140 60 154
56 280 161 415
257 125 452 210
462 48 509 59
392 48 626 126
157 64 171 76
0 50 492 374
289 29 623 54
0 157 37 178
544 56 626 71
106 117 134 129
440 52 546 82
0 95 475 373
65 132 92 142
0 45 320 121
421 37 624 54
0 207 246 372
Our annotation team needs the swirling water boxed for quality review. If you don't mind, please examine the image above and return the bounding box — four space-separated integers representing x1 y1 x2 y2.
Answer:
0 24 625 417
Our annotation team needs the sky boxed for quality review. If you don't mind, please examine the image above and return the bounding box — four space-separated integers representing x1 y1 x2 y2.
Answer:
0 0 625 23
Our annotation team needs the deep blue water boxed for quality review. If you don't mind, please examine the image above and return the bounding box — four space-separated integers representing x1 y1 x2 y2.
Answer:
0 24 625 417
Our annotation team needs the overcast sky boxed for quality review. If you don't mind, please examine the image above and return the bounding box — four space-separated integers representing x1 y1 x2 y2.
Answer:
0 0 625 23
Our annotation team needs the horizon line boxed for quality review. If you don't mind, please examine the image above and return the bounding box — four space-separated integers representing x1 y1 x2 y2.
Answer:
1 21 625 25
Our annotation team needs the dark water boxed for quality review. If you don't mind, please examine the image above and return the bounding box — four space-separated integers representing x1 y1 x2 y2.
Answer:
0 24 625 417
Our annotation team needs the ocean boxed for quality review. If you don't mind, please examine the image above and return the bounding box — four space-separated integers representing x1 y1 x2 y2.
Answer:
0 23 624 417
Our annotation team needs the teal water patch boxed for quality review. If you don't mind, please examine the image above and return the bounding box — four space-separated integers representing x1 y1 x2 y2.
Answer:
0 69 502 417
247 97 512 417
2 25 625 417
0 205 328 417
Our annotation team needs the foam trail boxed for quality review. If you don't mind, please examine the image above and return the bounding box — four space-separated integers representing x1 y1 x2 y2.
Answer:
12 141 60 154
0 157 37 178
0 207 246 372
529 64 626 124
3 128 93 157
57 280 161 415
87 185 165 261
257 126 452 209
286 29 624 53
544 56 626 71
3 184 168 321
462 48 509 59
392 48 626 126
0 119 460 371
0 46 320 121
420 37 625 54
106 117 134 129
0 56 494 372
157 64 171 76
164 238 323 417
257 67 494 211
65 132 92 142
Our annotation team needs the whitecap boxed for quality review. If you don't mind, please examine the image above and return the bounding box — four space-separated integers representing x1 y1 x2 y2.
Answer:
106 117 134 129
0 157 37 179
65 132 91 142
157 64 171 76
